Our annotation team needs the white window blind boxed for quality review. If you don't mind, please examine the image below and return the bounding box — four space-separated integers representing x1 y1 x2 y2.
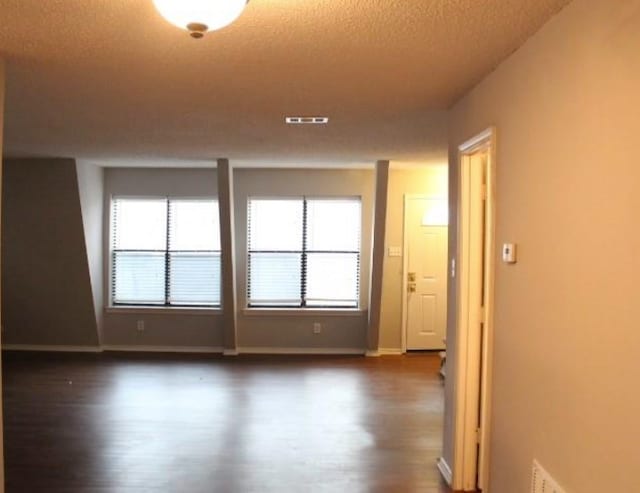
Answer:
247 197 361 308
112 197 220 306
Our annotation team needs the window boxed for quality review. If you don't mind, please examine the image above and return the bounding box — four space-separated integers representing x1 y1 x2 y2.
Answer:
111 197 221 307
247 197 361 308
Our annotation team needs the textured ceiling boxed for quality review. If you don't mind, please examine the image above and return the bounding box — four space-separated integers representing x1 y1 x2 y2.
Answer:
0 0 571 164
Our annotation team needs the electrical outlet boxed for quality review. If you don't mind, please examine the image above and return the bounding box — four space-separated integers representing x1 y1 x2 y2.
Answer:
313 322 322 334
136 320 145 332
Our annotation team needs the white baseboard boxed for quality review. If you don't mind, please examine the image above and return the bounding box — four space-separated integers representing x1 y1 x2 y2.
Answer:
378 348 403 355
366 348 405 356
2 344 102 353
239 347 365 355
2 344 365 356
437 457 453 486
102 345 224 354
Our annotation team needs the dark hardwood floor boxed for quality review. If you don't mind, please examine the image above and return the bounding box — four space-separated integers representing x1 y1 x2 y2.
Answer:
3 351 454 492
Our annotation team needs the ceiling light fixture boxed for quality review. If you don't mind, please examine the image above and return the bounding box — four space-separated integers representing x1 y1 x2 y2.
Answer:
153 0 248 39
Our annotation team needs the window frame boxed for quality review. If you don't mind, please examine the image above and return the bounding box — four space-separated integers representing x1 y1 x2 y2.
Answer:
246 195 362 309
109 195 221 309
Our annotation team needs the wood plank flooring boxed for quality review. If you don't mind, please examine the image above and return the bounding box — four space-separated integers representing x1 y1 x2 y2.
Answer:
3 351 454 492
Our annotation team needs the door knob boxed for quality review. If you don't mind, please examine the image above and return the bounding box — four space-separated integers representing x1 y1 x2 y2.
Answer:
408 283 417 293
408 272 416 282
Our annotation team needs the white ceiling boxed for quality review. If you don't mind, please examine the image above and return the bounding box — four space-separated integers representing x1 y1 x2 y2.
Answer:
0 0 571 165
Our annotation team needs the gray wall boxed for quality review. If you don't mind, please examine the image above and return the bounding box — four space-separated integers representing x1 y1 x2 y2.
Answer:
1 160 450 354
2 158 99 346
233 168 374 350
76 161 104 343
446 0 640 491
102 167 224 348
104 309 224 349
0 57 6 492
102 167 373 351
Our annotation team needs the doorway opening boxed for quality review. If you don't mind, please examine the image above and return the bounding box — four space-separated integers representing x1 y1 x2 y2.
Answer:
446 127 496 492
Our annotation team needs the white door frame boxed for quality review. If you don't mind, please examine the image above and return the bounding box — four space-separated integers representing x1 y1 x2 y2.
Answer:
401 193 447 353
452 127 496 491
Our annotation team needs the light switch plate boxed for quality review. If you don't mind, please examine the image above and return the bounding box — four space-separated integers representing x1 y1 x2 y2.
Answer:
502 243 517 263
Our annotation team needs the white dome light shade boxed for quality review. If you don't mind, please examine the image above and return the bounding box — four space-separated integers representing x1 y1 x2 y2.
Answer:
153 0 248 37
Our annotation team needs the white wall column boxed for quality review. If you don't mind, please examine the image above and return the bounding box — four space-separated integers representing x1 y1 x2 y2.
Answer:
367 160 389 355
217 159 238 354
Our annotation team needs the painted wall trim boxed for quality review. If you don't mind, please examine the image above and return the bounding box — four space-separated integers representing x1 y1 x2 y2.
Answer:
1 344 369 356
105 307 222 316
437 457 453 486
452 127 496 491
102 345 224 354
242 309 366 317
239 347 365 355
378 348 403 355
2 344 102 353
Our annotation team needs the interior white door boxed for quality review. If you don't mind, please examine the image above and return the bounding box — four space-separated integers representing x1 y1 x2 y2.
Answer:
406 197 448 350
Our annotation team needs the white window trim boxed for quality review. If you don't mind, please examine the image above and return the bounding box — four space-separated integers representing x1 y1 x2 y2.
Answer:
242 308 366 317
108 195 221 309
245 195 363 310
105 306 221 316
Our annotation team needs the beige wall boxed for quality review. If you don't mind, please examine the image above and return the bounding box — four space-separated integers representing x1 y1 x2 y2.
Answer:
2 158 99 346
233 168 374 350
379 165 448 350
102 167 224 348
447 0 640 491
76 161 105 343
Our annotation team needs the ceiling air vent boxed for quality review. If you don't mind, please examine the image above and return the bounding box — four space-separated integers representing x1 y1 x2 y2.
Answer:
285 116 329 125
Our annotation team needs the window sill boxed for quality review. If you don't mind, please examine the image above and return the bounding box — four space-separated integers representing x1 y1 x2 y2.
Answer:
106 306 221 316
242 308 366 317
